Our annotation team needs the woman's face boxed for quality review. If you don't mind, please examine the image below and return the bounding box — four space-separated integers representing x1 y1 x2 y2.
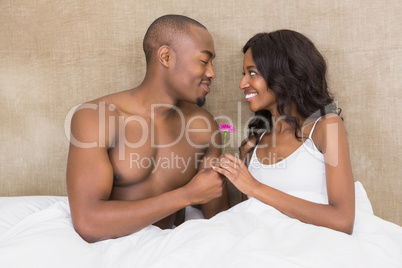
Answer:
239 49 277 114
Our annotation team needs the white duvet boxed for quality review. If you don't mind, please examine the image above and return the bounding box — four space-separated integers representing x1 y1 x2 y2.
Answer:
0 182 401 268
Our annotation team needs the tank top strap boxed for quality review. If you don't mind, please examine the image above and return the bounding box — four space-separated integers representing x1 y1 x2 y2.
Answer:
308 116 322 139
259 131 268 140
251 131 267 158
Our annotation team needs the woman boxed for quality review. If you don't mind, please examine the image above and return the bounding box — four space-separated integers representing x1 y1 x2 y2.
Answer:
213 30 355 234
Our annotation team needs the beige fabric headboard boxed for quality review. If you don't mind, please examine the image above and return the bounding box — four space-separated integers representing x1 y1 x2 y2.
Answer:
1 1 401 226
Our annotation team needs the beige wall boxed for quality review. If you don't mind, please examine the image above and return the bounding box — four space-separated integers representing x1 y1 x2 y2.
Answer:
0 0 401 225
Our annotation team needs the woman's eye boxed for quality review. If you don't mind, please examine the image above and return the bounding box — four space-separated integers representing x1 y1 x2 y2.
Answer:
250 71 257 76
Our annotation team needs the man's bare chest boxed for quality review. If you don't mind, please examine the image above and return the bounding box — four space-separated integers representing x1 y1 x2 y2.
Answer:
108 115 209 185
105 110 212 193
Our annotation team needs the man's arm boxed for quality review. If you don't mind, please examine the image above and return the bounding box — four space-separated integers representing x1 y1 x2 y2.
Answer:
67 105 224 242
198 152 230 218
197 117 230 218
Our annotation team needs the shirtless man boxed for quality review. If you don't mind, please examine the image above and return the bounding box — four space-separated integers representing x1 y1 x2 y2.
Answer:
66 15 229 243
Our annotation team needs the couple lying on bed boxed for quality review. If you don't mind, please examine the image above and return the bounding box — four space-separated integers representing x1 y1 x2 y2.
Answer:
66 14 355 243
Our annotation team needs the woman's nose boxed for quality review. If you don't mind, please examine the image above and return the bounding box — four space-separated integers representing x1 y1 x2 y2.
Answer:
239 75 249 90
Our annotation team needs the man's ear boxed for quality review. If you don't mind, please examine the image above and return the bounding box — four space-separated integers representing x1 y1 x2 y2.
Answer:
158 45 171 68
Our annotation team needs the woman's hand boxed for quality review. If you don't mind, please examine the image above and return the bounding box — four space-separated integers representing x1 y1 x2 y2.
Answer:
212 153 261 197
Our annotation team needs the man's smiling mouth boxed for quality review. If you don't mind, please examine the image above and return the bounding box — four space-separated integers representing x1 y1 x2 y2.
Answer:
201 82 211 93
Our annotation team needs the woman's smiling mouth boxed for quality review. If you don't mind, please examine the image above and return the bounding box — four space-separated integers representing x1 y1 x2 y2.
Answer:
245 92 257 102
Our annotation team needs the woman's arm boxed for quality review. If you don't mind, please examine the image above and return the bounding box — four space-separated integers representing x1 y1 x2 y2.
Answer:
214 115 355 234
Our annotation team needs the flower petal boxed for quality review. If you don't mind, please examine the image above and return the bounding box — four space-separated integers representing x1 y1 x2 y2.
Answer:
219 123 236 132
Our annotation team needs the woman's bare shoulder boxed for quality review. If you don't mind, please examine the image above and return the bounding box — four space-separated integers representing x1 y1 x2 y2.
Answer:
312 113 346 151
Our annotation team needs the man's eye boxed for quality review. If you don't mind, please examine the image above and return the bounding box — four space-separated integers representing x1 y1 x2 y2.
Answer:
201 60 208 65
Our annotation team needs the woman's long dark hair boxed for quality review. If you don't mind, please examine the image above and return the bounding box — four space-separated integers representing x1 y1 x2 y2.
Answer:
241 30 340 163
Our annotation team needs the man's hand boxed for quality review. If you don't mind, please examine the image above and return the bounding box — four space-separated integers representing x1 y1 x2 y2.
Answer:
183 168 225 205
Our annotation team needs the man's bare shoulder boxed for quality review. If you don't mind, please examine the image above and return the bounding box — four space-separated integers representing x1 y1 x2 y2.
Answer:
69 91 134 143
73 90 133 119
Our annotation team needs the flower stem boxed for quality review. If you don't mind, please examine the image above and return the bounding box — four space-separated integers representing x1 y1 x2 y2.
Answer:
223 131 227 154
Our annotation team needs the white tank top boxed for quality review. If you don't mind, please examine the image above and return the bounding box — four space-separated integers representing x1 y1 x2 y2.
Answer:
247 117 328 201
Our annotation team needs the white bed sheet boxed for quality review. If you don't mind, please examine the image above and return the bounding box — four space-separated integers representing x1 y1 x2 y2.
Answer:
0 182 401 268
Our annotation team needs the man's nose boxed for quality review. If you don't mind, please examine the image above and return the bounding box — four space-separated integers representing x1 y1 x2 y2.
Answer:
206 64 216 79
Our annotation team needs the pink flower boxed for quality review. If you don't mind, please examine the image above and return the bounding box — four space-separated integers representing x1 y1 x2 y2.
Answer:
219 124 235 154
219 124 236 133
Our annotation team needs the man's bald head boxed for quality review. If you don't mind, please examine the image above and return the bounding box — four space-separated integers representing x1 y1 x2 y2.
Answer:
143 14 207 64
